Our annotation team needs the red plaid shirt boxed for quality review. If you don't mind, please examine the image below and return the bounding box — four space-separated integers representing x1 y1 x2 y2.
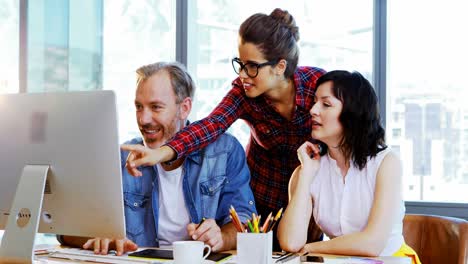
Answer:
166 66 326 212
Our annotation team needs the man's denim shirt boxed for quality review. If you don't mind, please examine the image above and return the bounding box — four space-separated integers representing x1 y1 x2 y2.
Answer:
121 133 257 247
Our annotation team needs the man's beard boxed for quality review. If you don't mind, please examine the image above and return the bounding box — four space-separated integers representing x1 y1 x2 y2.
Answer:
141 118 180 148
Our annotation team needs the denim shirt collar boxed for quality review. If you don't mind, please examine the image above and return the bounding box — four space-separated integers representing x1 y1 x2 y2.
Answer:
185 149 202 164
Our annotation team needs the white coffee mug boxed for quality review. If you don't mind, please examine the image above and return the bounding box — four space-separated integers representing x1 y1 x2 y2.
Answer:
173 241 211 264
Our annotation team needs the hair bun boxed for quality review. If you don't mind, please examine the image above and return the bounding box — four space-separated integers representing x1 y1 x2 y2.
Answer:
269 8 299 41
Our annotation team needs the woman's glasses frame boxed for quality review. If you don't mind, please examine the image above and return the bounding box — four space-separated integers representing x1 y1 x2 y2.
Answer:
231 57 279 78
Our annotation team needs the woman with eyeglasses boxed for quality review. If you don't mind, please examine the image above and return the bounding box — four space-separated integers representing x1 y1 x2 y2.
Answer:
122 8 325 249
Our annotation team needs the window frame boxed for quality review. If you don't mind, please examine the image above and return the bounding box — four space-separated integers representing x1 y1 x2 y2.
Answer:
376 0 466 218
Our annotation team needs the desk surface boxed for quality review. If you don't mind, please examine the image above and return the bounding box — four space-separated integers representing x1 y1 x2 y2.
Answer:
33 248 412 264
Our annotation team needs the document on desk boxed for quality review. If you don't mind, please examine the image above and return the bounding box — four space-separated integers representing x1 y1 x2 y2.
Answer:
46 248 219 264
47 248 166 264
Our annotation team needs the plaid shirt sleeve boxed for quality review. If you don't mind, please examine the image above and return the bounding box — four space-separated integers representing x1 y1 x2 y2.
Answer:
165 79 246 159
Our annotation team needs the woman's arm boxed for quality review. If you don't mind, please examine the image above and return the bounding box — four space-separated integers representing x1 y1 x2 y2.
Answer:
278 142 320 252
301 152 403 256
166 83 247 159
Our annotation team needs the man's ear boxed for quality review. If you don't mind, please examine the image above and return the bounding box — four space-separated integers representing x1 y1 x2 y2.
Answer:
179 97 192 120
275 59 288 76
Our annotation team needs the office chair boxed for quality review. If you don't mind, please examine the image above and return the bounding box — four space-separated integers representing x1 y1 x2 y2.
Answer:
403 214 468 264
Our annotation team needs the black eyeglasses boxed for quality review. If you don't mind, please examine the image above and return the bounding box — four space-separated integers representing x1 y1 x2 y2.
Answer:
231 57 278 78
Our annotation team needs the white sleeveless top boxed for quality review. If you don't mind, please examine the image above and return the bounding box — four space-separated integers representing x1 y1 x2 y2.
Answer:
309 148 405 256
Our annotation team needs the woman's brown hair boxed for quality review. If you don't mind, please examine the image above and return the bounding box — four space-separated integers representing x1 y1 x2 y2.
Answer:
239 8 300 79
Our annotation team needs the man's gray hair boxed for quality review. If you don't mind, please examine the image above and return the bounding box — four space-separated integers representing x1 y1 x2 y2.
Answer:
136 62 195 103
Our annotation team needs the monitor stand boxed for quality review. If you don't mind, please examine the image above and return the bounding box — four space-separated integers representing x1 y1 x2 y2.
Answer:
0 165 49 264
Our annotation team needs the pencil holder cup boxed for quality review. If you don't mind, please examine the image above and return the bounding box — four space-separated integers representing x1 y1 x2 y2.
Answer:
237 231 272 264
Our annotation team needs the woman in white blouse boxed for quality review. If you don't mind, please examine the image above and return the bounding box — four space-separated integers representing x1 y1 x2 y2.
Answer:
278 70 420 263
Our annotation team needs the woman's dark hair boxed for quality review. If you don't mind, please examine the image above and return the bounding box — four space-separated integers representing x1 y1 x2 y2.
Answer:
315 70 387 170
239 8 299 79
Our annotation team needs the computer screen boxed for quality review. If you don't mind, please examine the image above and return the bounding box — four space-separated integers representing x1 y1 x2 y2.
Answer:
0 91 125 262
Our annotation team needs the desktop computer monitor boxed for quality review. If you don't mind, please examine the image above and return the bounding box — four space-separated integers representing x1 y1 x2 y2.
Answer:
0 90 125 263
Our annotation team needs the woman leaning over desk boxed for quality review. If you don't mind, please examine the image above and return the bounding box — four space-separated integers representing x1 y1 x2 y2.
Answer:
277 71 421 264
122 8 325 249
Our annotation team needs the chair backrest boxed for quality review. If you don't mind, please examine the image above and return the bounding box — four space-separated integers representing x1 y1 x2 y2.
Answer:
403 214 468 264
